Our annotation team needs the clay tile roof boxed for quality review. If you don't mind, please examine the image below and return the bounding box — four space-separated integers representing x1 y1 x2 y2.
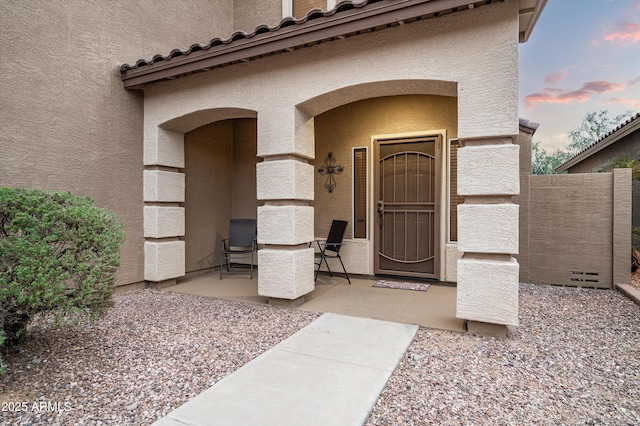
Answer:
555 112 640 173
119 0 546 89
120 0 383 80
119 0 490 88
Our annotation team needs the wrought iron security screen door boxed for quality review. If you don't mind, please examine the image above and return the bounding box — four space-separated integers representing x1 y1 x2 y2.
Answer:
374 136 441 278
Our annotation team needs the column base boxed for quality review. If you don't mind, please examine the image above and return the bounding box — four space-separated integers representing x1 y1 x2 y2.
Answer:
258 247 314 299
113 281 148 295
147 279 177 289
144 240 185 282
268 296 307 308
466 320 508 338
456 257 519 326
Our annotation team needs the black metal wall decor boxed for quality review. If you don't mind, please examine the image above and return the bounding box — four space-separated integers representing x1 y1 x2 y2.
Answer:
318 152 344 193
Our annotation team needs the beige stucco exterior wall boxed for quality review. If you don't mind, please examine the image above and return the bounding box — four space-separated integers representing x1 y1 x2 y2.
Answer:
313 94 457 276
0 0 234 287
528 168 631 289
183 121 234 273
143 2 518 137
233 0 282 33
513 129 532 283
529 173 614 288
613 168 632 287
566 134 640 228
232 119 261 220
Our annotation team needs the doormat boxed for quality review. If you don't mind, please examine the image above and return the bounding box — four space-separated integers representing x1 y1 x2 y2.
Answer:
372 280 431 292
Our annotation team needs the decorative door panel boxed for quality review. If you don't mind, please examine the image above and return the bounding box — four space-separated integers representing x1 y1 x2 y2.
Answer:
374 136 440 278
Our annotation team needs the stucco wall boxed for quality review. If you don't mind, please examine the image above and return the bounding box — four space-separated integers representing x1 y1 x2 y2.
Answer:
0 0 234 286
232 119 261 220
513 129 532 283
529 173 615 288
183 121 233 273
233 0 282 33
143 1 518 139
566 133 640 229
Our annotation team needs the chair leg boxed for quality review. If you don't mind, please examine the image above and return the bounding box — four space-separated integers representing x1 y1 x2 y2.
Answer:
337 254 351 284
220 241 224 279
220 241 231 279
250 245 254 280
322 254 333 277
315 253 323 282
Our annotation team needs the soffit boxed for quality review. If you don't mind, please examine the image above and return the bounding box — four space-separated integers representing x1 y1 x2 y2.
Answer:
517 0 546 43
120 0 547 89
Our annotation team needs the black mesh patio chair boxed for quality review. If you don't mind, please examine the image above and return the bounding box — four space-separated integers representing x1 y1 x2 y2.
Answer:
314 220 351 284
220 219 257 279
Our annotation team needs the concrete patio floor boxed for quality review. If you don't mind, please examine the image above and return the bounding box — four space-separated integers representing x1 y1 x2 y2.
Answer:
165 270 465 332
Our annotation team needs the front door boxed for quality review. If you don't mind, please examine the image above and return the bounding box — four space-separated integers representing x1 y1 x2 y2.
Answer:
374 136 441 279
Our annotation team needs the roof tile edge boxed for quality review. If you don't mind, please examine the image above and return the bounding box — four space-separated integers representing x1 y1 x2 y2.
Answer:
555 112 640 173
118 0 498 88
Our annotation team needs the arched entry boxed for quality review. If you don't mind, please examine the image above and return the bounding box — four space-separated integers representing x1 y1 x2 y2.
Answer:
143 108 257 284
307 89 456 281
183 118 259 274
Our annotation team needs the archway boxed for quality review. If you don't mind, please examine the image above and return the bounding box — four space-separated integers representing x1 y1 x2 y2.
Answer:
308 91 458 282
143 108 258 284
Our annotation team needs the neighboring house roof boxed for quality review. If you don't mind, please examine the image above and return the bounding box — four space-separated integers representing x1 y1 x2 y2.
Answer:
120 0 546 89
555 112 640 173
519 117 540 135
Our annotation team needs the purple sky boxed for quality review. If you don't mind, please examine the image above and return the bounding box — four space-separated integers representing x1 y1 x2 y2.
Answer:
519 0 640 150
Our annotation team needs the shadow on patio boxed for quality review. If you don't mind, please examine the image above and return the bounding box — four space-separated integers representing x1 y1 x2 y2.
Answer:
165 271 465 332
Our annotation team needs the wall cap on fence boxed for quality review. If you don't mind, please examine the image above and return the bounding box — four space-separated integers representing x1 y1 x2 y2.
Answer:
615 283 640 305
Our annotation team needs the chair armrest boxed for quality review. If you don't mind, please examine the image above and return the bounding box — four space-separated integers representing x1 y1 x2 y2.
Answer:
313 239 326 250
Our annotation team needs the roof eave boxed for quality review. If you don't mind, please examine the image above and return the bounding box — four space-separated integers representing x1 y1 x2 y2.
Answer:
518 0 547 43
120 0 491 89
519 117 540 135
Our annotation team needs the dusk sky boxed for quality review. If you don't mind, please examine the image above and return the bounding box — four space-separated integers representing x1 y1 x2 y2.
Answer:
519 0 640 150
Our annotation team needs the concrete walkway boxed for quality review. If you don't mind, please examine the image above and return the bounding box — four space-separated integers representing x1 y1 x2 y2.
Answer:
153 313 418 426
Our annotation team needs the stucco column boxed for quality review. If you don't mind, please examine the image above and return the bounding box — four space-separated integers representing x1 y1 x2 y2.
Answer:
456 137 520 329
143 127 186 286
613 168 632 287
256 110 315 303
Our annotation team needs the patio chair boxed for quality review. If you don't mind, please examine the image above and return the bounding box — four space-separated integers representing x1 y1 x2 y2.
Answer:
314 220 351 284
220 219 257 279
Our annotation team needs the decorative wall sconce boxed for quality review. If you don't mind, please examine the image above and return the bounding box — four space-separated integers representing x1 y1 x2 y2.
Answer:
318 152 343 193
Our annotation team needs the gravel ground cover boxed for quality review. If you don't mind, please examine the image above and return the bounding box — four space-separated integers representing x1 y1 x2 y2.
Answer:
0 290 320 425
1 283 638 425
366 283 640 425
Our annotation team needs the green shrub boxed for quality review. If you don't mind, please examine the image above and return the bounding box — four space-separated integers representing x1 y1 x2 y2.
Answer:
0 188 124 348
0 330 5 375
597 155 640 179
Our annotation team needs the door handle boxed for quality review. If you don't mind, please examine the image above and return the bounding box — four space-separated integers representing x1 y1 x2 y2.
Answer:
377 201 383 214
